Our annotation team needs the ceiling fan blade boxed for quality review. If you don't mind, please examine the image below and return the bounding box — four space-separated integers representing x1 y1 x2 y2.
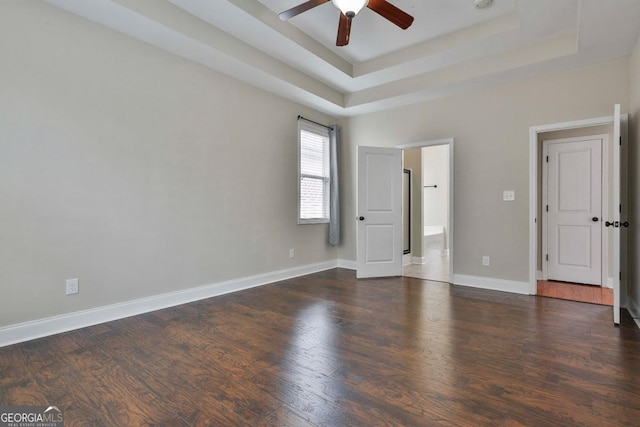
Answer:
367 0 414 29
336 13 352 46
279 0 329 20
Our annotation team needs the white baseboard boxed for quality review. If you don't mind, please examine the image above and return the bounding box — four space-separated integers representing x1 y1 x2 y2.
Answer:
402 253 412 266
412 256 426 265
0 260 339 348
605 277 614 289
453 274 533 295
337 259 357 270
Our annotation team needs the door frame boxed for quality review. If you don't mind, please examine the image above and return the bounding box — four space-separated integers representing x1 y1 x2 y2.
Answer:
541 135 609 287
529 115 628 302
397 138 454 283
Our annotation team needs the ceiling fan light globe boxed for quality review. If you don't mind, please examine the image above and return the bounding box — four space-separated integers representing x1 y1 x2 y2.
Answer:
331 0 369 17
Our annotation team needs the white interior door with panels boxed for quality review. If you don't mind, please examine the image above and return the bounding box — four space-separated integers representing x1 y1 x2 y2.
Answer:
356 146 403 279
529 106 629 321
543 137 603 286
611 104 628 325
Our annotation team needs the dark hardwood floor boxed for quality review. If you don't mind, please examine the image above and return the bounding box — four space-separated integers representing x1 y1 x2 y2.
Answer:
1 268 639 426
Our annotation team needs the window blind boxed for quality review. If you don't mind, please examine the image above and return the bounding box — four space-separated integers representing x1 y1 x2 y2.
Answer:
299 125 330 223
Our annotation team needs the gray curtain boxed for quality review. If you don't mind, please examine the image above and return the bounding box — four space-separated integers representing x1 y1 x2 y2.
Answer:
329 125 340 246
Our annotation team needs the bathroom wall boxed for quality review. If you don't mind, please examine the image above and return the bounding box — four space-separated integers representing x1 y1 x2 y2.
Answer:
422 145 450 243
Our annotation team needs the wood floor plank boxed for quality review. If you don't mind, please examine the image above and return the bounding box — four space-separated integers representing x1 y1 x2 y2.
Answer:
537 280 613 305
63 345 188 426
1 268 639 426
255 405 319 427
0 344 29 390
102 317 275 425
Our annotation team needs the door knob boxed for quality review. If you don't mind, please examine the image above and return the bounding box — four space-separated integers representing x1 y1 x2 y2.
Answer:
358 216 365 221
592 217 599 222
622 221 630 228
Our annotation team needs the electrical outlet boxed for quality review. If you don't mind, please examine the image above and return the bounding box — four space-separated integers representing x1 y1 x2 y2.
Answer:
289 248 295 258
66 278 79 295
482 256 490 267
503 190 515 201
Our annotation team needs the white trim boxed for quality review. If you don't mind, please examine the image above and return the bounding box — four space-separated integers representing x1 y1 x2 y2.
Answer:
536 270 544 280
529 125 539 294
454 274 532 295
605 277 614 289
531 115 614 134
337 259 357 270
402 253 412 266
396 138 453 150
412 256 426 265
541 140 548 281
0 260 338 348
529 114 627 297
298 120 331 225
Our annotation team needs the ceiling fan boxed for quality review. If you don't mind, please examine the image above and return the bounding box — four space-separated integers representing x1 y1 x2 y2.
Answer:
279 0 414 46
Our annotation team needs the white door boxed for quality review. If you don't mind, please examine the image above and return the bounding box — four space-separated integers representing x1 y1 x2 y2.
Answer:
545 138 602 285
612 104 623 325
356 146 403 278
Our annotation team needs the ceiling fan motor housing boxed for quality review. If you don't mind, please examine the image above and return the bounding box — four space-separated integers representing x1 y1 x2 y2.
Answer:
280 0 413 47
474 0 493 9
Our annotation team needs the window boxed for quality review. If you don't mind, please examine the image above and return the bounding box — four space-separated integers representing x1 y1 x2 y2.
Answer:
298 121 330 224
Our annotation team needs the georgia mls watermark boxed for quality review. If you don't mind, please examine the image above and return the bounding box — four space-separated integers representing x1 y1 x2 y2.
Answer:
0 406 64 427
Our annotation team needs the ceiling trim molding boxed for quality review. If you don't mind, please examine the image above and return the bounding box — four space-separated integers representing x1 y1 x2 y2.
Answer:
42 0 640 118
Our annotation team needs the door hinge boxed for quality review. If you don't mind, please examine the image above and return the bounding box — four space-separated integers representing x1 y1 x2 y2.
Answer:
620 136 622 146
620 272 622 280
546 254 549 261
546 156 549 163
546 205 549 212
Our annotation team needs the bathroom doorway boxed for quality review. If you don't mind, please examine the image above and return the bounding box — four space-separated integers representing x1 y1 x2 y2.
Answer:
401 140 453 283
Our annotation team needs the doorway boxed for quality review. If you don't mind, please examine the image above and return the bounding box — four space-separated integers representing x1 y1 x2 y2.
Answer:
528 107 628 324
355 138 454 281
400 139 453 283
542 135 607 286
538 131 612 305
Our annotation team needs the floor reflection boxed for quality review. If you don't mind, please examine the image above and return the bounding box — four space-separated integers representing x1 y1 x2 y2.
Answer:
403 254 450 282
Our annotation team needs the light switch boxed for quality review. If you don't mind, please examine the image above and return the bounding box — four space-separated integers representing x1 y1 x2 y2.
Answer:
503 190 515 201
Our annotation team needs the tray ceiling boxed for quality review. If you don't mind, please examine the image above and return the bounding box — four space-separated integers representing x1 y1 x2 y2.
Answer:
44 0 640 117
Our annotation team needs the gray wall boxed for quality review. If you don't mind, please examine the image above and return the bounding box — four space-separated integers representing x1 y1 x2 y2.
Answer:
338 58 630 283
0 1 337 327
629 37 640 313
422 145 450 243
2 1 639 331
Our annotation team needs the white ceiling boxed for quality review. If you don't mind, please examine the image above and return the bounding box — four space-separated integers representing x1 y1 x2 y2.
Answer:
44 0 640 117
